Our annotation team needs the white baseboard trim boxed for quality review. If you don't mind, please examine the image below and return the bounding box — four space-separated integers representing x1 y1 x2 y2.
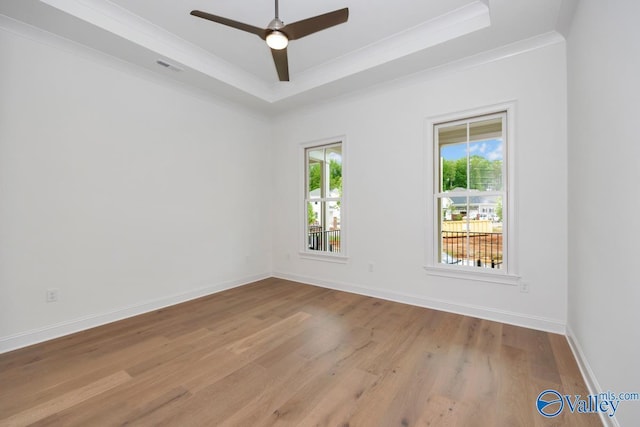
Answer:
273 272 565 334
0 273 270 354
566 324 620 427
0 271 566 354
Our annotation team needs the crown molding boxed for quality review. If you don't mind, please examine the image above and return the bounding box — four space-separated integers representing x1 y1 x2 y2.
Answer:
39 0 490 103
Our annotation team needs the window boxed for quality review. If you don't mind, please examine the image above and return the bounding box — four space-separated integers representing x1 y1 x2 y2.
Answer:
304 142 343 256
426 106 518 283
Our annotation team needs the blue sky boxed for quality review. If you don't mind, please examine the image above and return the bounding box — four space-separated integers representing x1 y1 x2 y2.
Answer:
441 138 503 161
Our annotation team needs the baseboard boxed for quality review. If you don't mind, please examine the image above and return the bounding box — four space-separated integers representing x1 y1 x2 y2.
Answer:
0 273 270 354
273 272 566 334
0 271 566 354
566 324 620 427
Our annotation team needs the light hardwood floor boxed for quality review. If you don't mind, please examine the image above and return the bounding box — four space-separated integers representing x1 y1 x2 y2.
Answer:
0 278 602 426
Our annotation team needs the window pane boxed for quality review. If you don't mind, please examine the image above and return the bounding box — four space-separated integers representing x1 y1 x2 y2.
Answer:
326 146 342 195
439 195 503 269
304 142 343 255
439 195 464 264
468 138 503 191
443 191 468 221
326 200 341 253
307 149 323 198
307 201 319 226
440 142 468 191
307 199 322 252
306 201 341 253
307 217 323 252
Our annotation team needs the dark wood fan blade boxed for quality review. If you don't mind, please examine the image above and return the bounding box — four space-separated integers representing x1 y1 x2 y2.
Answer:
283 8 348 40
191 10 267 39
271 48 289 81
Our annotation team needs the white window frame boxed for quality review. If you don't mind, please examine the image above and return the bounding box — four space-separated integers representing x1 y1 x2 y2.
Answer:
299 137 348 263
424 102 520 285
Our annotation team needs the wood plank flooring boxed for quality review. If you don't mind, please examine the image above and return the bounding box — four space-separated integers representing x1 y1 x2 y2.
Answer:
0 278 602 426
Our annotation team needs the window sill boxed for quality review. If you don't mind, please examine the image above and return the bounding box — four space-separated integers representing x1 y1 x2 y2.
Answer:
423 265 520 286
299 251 349 264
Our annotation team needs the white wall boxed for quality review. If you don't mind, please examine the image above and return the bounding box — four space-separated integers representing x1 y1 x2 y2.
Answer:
0 24 272 351
567 1 640 425
3 11 634 424
272 40 569 332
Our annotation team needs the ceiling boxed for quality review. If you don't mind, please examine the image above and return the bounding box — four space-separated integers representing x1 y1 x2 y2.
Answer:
0 0 577 113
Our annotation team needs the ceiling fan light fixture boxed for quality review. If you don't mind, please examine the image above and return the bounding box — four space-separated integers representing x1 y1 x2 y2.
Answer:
266 30 288 50
191 2 348 81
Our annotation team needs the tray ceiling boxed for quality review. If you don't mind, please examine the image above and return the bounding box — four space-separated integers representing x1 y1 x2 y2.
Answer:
0 0 577 112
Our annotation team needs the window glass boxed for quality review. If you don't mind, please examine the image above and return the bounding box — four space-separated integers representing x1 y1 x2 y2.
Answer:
305 143 342 254
435 113 506 270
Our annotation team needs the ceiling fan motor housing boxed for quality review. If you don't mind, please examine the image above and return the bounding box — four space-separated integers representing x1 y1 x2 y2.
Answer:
268 17 285 31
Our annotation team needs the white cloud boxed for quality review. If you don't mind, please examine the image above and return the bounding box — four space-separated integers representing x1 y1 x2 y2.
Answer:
471 140 502 160
470 142 487 154
487 147 503 161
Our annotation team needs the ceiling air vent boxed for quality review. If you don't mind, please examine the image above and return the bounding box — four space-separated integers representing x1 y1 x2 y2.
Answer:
155 59 183 72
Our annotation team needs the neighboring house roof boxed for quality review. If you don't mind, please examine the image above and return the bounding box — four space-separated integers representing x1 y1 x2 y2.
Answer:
444 189 496 206
447 196 496 206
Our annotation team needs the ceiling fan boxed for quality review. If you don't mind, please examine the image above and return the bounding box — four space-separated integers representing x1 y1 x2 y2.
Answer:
191 0 349 81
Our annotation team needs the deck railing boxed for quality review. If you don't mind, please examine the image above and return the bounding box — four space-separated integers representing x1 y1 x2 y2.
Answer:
308 228 341 253
441 231 503 268
306 229 501 264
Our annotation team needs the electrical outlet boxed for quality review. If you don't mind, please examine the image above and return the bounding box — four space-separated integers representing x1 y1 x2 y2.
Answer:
46 288 59 302
368 262 374 273
520 282 529 293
